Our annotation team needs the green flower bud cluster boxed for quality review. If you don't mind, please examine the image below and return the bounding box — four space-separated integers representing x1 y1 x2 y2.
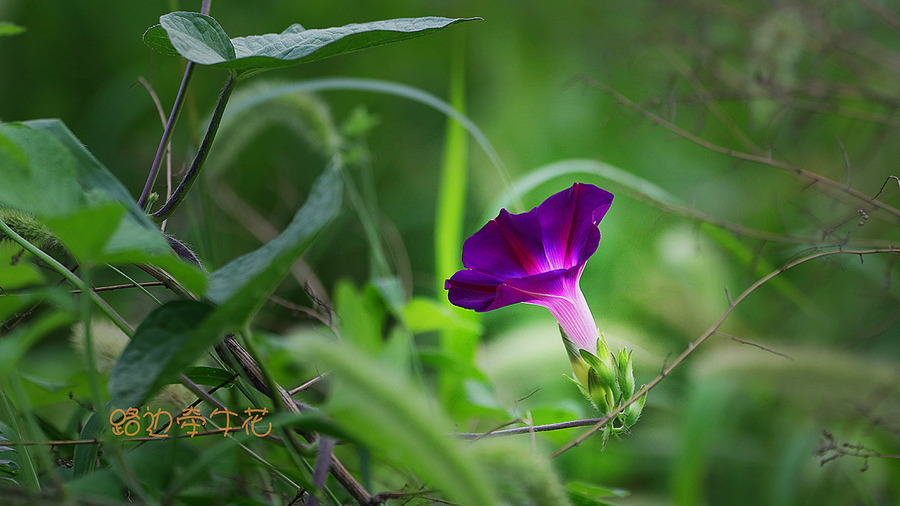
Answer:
562 330 647 435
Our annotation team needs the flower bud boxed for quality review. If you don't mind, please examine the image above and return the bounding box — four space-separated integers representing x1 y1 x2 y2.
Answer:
616 348 635 399
580 348 619 399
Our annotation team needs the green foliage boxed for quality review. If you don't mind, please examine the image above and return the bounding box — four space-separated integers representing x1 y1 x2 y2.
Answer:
109 300 214 408
1 2 899 505
0 22 25 37
0 122 85 216
0 240 45 290
298 337 498 505
334 279 386 353
472 439 572 506
146 12 480 76
0 120 206 294
206 165 342 308
111 166 341 408
566 481 629 505
0 430 19 486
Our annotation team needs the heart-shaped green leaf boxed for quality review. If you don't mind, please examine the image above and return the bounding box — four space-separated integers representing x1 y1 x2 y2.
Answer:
146 12 479 74
159 11 234 65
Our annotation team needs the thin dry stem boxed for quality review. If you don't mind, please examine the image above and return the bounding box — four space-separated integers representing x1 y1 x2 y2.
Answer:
584 77 900 221
136 76 174 231
536 247 900 457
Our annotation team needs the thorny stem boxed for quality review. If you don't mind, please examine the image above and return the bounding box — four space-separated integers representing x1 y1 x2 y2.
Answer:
151 74 237 221
450 247 900 454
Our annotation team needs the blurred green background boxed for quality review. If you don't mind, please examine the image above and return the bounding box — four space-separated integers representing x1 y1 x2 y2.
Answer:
1 0 898 504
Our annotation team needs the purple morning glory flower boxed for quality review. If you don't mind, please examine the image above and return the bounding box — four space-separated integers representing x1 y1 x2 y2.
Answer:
444 183 614 353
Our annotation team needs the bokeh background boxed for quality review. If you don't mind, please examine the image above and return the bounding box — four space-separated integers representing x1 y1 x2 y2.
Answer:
1 0 898 504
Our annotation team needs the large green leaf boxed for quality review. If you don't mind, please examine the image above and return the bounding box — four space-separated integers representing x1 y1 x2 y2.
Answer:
109 300 214 409
206 163 341 310
27 120 155 228
0 122 84 216
109 167 341 408
145 12 479 74
0 120 205 294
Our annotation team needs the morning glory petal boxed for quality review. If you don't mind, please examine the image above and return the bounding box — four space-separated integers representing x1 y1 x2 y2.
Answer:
445 269 508 311
537 183 613 269
445 182 614 353
461 208 548 278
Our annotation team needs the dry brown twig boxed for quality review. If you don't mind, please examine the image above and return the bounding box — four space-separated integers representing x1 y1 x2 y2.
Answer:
582 77 900 222
549 247 898 457
817 429 900 472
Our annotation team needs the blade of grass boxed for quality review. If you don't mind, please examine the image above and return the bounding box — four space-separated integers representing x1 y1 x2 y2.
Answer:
435 33 469 294
433 34 482 416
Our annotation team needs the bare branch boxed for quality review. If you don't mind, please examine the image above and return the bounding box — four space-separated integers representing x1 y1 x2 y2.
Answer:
818 430 900 471
714 331 794 361
583 78 900 221
550 247 899 458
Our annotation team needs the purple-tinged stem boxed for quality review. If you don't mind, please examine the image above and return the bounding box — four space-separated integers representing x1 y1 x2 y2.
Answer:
137 0 213 210
151 74 236 221
137 62 195 209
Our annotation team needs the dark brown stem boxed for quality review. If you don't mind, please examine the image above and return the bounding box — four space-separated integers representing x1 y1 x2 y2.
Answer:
70 281 166 293
151 74 237 221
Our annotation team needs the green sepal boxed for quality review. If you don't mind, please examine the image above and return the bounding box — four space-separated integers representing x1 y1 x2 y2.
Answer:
617 348 635 399
579 348 619 399
561 325 590 387
623 389 647 426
